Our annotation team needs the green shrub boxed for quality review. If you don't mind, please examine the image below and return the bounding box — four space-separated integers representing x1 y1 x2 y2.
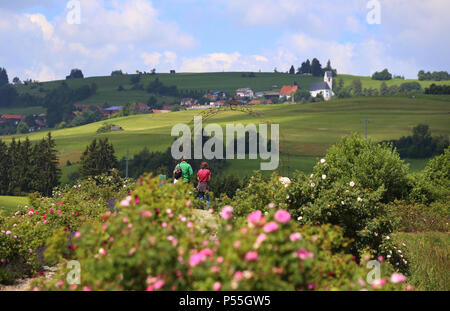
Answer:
317 133 409 202
32 176 409 291
388 200 449 233
0 170 132 284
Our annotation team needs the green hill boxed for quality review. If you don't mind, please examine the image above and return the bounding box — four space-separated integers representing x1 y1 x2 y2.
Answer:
2 95 449 179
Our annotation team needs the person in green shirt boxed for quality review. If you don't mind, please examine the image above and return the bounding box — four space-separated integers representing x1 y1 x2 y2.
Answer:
174 158 193 183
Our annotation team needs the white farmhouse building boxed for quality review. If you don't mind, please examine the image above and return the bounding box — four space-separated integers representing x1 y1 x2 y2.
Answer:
309 71 334 100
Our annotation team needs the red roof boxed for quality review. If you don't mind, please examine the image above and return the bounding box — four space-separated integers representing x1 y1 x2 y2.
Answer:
1 114 25 120
280 85 298 95
248 100 261 105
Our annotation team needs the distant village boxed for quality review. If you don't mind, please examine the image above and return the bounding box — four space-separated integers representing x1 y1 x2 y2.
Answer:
0 71 334 133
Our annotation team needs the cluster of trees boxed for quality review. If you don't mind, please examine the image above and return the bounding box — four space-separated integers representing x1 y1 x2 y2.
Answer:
79 138 118 178
45 82 98 127
418 70 449 81
386 124 449 159
0 68 42 108
146 77 179 96
0 133 60 196
66 69 84 80
424 84 450 95
292 59 337 77
332 77 423 98
372 68 392 80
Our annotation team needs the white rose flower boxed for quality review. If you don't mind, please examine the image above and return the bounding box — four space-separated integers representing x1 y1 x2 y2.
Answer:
349 181 355 187
320 159 326 164
321 174 326 180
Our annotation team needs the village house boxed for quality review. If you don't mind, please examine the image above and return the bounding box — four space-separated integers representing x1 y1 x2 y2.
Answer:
130 102 150 113
309 71 334 100
204 91 226 101
180 98 198 107
235 88 254 99
248 100 262 105
264 91 280 100
279 85 299 100
0 114 26 125
103 106 123 117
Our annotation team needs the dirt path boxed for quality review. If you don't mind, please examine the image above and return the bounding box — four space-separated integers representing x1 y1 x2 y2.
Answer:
0 266 57 291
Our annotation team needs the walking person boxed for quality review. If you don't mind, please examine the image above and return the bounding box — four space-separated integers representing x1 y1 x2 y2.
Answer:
173 157 193 184
197 161 211 209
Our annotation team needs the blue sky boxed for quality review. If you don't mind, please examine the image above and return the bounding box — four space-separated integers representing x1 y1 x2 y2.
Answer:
0 0 448 81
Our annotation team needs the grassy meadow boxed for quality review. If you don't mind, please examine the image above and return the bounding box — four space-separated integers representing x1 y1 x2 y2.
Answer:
1 95 449 179
0 196 28 216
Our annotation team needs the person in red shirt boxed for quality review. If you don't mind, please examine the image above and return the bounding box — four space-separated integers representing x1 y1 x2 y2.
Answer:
197 162 211 209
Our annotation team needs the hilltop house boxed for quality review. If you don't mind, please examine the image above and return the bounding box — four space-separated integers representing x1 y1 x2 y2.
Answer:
309 71 334 100
236 88 254 99
279 85 298 100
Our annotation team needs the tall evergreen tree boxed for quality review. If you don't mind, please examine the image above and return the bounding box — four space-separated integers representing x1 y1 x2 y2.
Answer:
0 67 8 87
0 140 9 194
31 133 60 195
7 139 21 195
289 65 295 74
311 58 323 77
79 138 118 178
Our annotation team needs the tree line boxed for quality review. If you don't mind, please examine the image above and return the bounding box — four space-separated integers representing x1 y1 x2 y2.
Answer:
0 133 60 196
418 70 449 81
289 59 337 77
384 124 449 159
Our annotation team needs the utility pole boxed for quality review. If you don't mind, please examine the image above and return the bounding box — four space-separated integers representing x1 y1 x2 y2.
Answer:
360 115 371 141
125 149 129 178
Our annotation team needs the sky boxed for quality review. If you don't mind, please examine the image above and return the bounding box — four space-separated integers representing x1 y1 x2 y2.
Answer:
0 0 449 81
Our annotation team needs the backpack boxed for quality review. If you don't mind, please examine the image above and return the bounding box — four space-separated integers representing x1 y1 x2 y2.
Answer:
174 164 182 180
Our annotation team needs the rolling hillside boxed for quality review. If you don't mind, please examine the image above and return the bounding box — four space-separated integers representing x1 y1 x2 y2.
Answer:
2 95 449 179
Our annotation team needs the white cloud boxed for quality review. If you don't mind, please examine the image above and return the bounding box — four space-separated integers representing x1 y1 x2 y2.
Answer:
180 52 242 72
141 52 162 67
0 0 196 80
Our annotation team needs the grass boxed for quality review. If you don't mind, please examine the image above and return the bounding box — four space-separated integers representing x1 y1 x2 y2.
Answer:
0 196 28 216
1 95 449 180
338 74 450 90
0 106 46 115
392 232 449 291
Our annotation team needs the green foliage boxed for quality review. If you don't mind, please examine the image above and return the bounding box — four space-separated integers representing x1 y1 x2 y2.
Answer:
317 134 410 202
0 133 60 196
372 69 392 81
392 232 449 291
16 122 29 134
31 175 406 291
399 82 421 93
425 83 450 94
387 200 449 233
66 69 84 80
0 170 133 284
387 124 449 159
418 70 450 81
79 138 118 178
0 67 8 87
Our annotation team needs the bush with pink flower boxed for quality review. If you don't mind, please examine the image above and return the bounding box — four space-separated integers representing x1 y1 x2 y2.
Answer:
31 176 408 291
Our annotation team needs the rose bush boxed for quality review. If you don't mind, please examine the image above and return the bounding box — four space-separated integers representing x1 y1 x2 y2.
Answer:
31 175 410 291
0 170 133 284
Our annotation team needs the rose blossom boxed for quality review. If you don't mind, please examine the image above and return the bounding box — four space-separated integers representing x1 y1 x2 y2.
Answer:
289 232 302 241
220 206 233 220
213 282 222 291
263 222 278 233
391 273 407 284
245 251 258 261
274 210 291 224
296 249 314 260
248 210 263 224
